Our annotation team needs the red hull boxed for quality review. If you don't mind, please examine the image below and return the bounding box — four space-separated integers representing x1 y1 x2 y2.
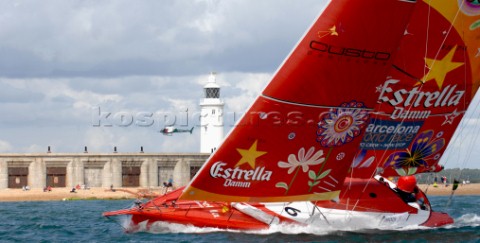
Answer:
421 212 454 227
103 178 454 231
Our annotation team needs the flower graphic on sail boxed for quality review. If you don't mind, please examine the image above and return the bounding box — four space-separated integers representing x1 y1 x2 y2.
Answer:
276 101 370 195
317 101 370 147
294 101 371 192
278 147 325 174
276 147 325 193
384 130 445 176
352 149 375 169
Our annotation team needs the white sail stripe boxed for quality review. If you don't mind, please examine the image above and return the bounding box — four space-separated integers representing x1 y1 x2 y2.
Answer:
371 110 466 117
328 175 339 184
323 181 335 188
262 95 375 110
318 186 332 192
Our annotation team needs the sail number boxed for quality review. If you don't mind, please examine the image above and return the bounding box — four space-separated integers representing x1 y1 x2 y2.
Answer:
285 207 301 217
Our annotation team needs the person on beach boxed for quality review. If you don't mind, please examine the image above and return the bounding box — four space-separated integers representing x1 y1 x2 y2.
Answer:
163 177 173 188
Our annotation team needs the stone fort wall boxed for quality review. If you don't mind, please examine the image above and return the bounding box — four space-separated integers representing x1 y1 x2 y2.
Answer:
0 153 210 189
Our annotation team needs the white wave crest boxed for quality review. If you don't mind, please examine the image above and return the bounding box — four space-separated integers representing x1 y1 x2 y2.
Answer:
455 214 480 227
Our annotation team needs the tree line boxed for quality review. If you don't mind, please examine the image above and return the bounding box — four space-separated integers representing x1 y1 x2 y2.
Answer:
415 168 480 184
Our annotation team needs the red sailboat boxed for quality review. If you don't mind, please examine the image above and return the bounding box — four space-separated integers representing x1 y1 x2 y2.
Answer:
104 0 480 231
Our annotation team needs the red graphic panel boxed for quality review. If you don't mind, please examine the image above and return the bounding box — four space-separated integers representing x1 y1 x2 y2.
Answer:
351 0 480 178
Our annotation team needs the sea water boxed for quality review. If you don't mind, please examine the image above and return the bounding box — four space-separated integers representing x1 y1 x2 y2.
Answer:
0 196 479 242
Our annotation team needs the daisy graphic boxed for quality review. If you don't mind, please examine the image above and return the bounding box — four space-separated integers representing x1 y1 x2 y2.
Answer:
278 147 325 174
276 146 325 193
317 101 369 147
384 130 445 175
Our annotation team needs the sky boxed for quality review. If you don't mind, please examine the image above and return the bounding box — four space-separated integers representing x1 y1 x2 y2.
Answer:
0 0 479 169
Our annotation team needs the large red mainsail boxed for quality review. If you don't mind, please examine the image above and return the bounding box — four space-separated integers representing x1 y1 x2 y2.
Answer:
350 0 480 179
180 0 419 202
102 0 480 231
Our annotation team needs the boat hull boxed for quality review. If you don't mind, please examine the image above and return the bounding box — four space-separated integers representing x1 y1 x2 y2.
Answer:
103 178 453 231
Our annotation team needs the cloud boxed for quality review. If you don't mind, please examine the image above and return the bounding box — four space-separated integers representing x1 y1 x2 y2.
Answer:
0 140 13 152
1 0 478 170
0 71 267 153
222 72 271 114
0 0 326 78
0 1 326 155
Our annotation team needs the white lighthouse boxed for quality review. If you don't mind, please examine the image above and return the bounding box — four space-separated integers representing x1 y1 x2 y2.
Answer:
200 72 225 153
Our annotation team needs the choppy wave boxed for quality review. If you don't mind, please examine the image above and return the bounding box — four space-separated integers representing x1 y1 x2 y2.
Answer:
0 196 479 242
455 213 480 227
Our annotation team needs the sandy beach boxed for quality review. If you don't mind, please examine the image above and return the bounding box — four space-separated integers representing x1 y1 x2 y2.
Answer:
0 183 479 202
0 187 158 202
417 183 480 196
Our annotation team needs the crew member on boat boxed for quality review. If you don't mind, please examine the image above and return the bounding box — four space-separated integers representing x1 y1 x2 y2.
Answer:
396 175 418 203
396 175 426 210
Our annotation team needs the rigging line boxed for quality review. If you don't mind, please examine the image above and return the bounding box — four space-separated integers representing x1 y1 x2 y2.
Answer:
392 65 422 82
445 179 460 210
455 102 480 169
361 66 439 180
421 1 463 85
353 1 464 210
449 27 478 175
368 70 435 173
349 113 393 212
105 215 129 231
261 94 374 110
440 15 471 170
150 198 162 212
373 1 468 212
442 90 480 169
453 93 480 180
357 109 417 207
442 97 480 209
423 0 432 81
423 173 433 194
311 203 330 225
354 84 437 211
345 160 356 213
384 0 465 173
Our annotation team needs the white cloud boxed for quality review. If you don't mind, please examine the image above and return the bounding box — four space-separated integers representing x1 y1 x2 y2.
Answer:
0 70 268 153
1 0 479 170
0 1 326 155
0 0 326 77
23 144 45 153
0 140 13 152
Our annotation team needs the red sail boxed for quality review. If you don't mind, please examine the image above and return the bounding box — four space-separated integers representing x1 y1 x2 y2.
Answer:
350 0 480 178
180 0 417 202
